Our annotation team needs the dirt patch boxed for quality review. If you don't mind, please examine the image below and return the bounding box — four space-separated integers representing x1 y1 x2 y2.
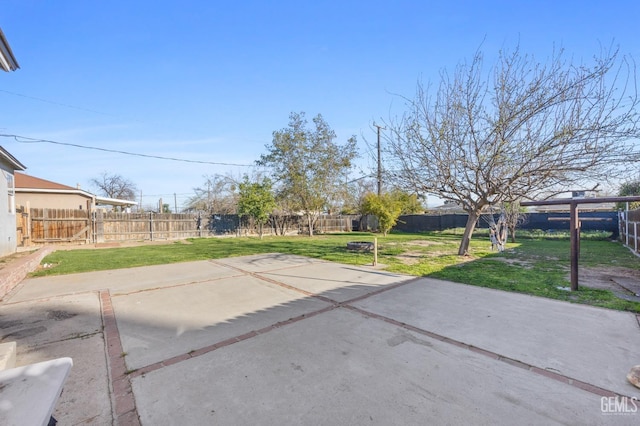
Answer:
491 257 534 269
405 240 444 247
574 266 640 299
396 251 425 265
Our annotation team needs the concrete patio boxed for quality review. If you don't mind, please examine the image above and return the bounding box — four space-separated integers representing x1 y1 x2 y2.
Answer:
1 253 639 425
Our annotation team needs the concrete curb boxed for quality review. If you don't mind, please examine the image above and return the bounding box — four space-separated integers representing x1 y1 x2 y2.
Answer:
0 246 54 301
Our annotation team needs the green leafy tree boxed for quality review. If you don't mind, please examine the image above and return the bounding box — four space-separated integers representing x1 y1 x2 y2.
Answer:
390 190 424 214
339 178 376 215
237 177 276 239
617 180 640 210
361 192 402 236
258 112 358 236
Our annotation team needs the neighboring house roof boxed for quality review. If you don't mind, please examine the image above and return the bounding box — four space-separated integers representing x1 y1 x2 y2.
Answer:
15 172 78 192
530 202 617 213
15 172 137 207
427 204 465 213
0 146 26 171
0 28 19 72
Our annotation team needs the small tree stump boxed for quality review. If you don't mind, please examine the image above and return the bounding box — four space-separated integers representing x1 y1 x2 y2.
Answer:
346 241 374 251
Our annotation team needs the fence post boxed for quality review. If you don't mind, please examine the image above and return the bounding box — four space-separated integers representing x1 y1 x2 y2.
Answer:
26 202 31 246
373 237 378 266
150 212 154 241
635 222 638 253
43 208 48 241
91 210 95 244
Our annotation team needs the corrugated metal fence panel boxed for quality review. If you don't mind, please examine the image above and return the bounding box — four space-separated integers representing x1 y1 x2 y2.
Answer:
393 212 619 233
208 214 240 234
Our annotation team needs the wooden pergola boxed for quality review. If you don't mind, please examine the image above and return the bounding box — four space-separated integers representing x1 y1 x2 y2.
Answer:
520 196 640 291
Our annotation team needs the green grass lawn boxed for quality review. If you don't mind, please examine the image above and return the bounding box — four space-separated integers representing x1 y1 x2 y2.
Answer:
32 230 640 313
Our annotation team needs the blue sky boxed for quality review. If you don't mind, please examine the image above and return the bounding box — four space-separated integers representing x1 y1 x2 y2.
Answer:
1 1 639 209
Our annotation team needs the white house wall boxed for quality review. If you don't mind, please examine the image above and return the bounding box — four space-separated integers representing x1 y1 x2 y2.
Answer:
0 163 16 257
16 192 94 211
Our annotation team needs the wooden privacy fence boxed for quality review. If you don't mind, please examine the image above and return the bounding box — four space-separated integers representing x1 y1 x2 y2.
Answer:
14 208 202 246
15 207 358 246
15 205 31 247
619 209 640 255
28 208 92 244
96 211 198 242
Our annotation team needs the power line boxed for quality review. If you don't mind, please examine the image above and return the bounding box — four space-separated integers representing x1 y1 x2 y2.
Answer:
144 192 193 197
0 89 120 117
0 133 254 167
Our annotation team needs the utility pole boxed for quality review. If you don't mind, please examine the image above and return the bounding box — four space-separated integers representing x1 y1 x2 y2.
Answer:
373 123 385 196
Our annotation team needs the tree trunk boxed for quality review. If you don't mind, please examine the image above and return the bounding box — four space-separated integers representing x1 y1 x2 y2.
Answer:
458 210 479 255
498 223 507 246
307 214 314 237
259 222 263 239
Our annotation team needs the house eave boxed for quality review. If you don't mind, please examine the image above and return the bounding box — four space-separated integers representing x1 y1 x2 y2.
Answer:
0 146 26 170
15 188 95 198
95 196 138 207
0 28 19 72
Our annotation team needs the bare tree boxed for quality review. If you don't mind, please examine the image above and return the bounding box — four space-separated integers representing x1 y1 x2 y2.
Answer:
340 177 376 214
270 196 296 236
90 172 138 200
186 174 239 214
385 45 640 255
501 201 528 243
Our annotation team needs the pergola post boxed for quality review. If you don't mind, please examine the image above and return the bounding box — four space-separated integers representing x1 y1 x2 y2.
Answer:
569 202 579 291
520 195 640 293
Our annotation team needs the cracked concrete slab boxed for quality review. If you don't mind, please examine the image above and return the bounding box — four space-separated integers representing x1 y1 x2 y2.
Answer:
0 293 102 348
113 275 332 370
259 262 414 302
0 292 110 425
2 254 639 425
213 253 326 273
132 308 632 425
9 260 240 301
352 277 640 399
17 334 112 425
